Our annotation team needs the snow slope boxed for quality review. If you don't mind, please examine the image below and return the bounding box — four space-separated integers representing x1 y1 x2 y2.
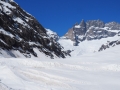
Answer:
59 35 120 56
0 44 120 90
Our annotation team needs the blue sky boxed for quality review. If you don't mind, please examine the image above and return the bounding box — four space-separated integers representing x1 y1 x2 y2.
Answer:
14 0 120 36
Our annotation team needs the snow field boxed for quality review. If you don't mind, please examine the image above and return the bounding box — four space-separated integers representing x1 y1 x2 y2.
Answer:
0 44 120 90
59 35 120 56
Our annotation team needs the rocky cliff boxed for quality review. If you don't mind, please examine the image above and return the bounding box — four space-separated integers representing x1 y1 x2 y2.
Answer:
0 0 69 58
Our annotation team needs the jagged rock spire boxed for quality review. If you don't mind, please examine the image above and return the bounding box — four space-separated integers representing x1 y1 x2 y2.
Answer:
80 19 86 26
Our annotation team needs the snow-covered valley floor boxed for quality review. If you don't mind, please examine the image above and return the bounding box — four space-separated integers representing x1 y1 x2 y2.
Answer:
0 45 120 90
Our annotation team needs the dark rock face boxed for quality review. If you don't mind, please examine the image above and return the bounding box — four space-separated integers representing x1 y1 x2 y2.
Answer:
65 20 87 46
64 19 120 45
0 0 69 58
86 27 116 40
65 28 74 41
98 40 120 51
86 20 105 29
77 20 86 35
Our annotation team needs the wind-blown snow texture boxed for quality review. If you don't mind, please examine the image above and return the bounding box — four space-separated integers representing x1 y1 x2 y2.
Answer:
0 42 120 90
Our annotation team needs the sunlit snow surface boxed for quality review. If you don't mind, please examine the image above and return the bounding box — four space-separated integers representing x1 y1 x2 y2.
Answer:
59 35 120 56
0 35 120 90
0 46 120 90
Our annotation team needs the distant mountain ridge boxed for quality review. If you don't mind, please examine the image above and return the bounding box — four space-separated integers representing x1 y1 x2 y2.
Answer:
64 19 120 46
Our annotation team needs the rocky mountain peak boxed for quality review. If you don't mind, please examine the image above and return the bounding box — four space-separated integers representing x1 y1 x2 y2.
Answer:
64 19 120 46
86 19 105 29
80 19 86 26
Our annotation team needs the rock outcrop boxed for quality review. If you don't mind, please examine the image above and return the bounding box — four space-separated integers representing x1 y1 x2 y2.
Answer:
98 40 120 51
